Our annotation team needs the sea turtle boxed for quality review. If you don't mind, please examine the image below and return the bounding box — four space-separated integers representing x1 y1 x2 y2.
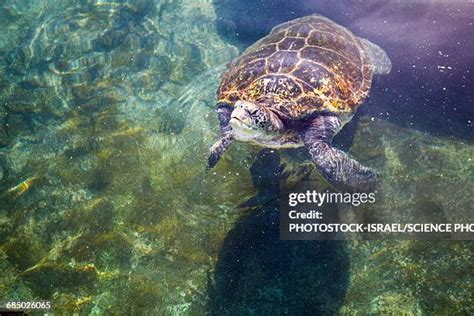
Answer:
207 14 392 191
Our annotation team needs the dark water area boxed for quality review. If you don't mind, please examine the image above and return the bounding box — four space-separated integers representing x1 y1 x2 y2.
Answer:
209 151 349 315
214 0 474 140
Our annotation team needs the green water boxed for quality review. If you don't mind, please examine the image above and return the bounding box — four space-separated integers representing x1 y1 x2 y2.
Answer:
0 0 473 314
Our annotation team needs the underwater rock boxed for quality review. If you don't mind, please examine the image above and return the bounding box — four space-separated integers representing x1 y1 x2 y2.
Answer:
336 117 474 314
3 228 47 271
52 293 93 314
154 106 186 135
369 291 421 314
0 1 241 312
21 261 98 298
354 117 472 229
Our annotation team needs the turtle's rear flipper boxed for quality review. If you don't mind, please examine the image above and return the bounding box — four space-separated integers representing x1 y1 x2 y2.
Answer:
359 37 392 75
304 115 377 192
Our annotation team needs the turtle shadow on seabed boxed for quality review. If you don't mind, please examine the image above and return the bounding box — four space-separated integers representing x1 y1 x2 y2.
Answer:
207 150 350 315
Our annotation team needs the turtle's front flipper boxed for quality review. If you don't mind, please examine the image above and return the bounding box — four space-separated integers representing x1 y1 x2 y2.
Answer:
207 133 234 170
304 115 377 192
207 103 234 170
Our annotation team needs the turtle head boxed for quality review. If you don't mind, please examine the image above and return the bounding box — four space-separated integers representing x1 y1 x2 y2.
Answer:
230 100 284 141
